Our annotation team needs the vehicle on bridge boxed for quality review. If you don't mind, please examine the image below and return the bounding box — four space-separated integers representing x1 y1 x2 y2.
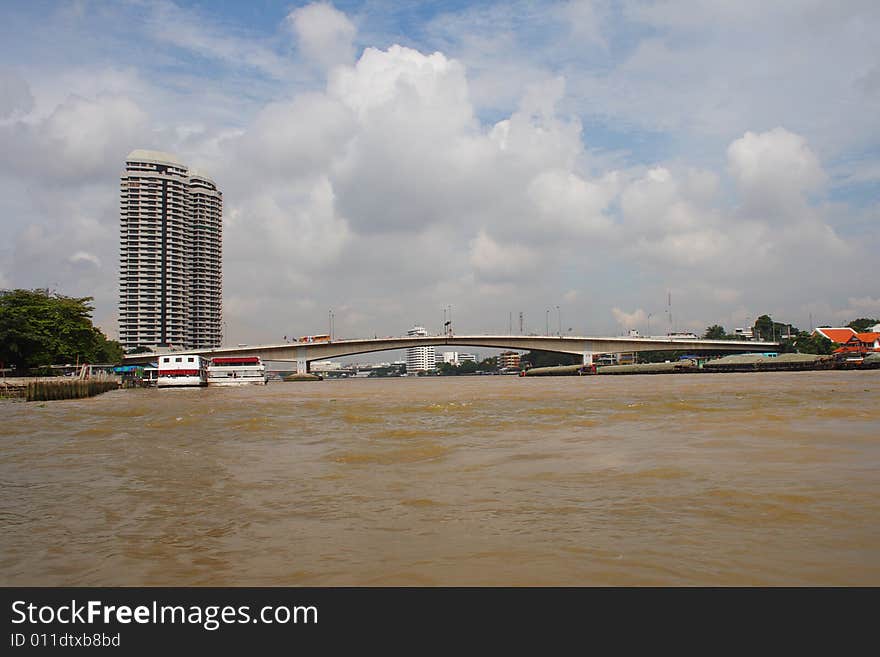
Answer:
298 334 331 343
207 357 268 386
158 355 207 388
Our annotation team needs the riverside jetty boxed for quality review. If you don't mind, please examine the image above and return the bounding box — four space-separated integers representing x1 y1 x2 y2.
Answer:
1 377 120 401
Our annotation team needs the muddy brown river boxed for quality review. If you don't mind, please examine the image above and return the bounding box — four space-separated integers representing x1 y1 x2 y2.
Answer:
2 371 878 585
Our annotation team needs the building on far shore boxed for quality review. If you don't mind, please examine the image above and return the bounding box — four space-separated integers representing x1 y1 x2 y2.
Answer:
498 351 521 370
438 351 459 366
593 352 636 366
310 360 343 372
406 326 436 372
188 169 223 349
815 327 880 355
119 150 222 352
437 351 478 367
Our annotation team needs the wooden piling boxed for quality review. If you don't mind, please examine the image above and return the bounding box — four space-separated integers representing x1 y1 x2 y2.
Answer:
23 377 119 402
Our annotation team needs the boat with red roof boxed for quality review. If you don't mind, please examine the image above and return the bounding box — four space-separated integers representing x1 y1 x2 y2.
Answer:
207 356 268 386
157 354 208 388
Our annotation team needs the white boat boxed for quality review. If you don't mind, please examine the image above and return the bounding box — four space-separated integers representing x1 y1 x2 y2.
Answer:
157 354 207 387
207 356 268 386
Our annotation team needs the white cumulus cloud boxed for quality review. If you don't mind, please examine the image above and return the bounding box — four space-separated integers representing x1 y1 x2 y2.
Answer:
611 307 648 331
69 251 101 267
288 2 357 71
469 231 539 282
0 68 34 118
727 127 826 216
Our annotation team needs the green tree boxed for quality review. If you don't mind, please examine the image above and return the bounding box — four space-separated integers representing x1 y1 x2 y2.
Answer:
477 356 498 372
98 336 125 363
703 325 727 340
520 350 580 368
438 362 457 375
638 350 689 363
752 315 797 341
847 317 879 332
753 315 775 341
0 288 122 370
788 331 834 355
458 360 478 374
437 360 481 375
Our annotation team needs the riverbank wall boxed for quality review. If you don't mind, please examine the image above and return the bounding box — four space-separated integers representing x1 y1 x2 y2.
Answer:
522 352 879 376
1 377 120 401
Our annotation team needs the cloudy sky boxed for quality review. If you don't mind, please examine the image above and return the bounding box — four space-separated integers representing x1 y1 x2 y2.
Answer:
1 0 878 345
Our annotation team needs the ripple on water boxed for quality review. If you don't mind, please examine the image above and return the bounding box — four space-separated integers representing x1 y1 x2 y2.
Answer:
400 498 442 507
342 412 382 425
332 442 451 465
700 488 818 524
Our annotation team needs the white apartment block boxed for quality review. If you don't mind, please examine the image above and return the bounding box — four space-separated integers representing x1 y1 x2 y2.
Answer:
188 170 223 349
406 326 436 372
119 150 222 351
310 360 343 372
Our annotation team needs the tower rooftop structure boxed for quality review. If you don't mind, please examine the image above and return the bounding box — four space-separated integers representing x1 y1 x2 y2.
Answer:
125 149 184 166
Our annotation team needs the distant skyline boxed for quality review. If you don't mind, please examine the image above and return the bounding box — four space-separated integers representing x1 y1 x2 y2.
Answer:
1 1 878 345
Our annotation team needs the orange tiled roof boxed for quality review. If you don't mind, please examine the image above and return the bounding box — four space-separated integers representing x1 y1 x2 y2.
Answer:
857 332 880 343
815 327 857 343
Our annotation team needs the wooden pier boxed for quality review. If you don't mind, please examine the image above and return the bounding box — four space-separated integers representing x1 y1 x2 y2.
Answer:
0 377 120 401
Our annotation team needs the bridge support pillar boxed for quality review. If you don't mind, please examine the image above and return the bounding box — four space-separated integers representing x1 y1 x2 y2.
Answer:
296 348 309 374
582 351 593 366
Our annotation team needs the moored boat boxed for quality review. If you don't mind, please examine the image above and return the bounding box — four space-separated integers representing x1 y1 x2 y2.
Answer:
157 354 208 387
207 356 268 386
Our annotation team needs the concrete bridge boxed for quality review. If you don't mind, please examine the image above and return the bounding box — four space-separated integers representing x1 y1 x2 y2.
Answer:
123 334 780 372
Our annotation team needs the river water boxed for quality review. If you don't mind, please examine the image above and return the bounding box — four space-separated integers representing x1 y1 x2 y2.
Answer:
2 371 878 585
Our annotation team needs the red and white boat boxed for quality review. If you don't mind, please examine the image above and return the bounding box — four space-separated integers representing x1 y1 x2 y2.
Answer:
207 356 268 386
157 354 208 387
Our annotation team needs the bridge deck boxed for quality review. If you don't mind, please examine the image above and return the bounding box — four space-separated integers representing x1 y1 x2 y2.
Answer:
124 334 781 368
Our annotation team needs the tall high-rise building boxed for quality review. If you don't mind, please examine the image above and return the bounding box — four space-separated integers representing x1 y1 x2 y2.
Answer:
119 150 222 351
187 170 223 349
405 326 435 373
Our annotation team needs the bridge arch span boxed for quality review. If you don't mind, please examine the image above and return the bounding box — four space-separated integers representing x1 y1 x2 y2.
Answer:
124 334 780 372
